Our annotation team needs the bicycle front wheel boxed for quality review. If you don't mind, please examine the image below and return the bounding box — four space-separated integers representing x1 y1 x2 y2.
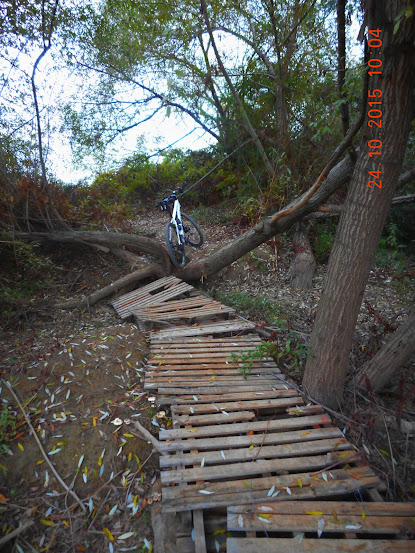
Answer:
165 222 186 268
182 213 203 247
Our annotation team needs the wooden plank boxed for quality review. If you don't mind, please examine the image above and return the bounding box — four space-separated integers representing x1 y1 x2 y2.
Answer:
112 276 183 316
146 367 278 377
131 281 195 307
226 538 415 553
151 336 263 348
145 297 215 311
228 511 415 534
150 344 262 354
171 397 303 415
161 467 381 512
147 359 277 367
161 465 378 501
287 405 326 416
160 437 352 468
151 320 256 340
141 304 235 318
145 380 283 390
157 385 286 395
158 389 298 405
159 413 333 440
228 500 415 517
145 362 279 371
153 333 261 339
160 450 358 485
168 410 256 426
145 374 282 384
193 510 207 553
159 427 343 454
112 275 179 306
148 351 273 361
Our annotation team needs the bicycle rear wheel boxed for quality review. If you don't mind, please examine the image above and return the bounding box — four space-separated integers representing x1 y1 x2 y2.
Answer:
182 212 203 247
165 222 186 268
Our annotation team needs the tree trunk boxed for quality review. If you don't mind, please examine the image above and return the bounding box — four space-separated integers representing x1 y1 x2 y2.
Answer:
302 1 415 408
353 311 415 393
179 152 356 281
289 223 316 290
16 230 171 270
200 0 275 180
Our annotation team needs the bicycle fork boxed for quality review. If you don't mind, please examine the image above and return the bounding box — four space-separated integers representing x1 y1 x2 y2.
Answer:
172 200 185 245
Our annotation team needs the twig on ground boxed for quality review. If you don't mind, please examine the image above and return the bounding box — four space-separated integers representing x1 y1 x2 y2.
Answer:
0 520 35 548
87 490 111 531
3 379 87 513
125 450 155 506
379 408 396 493
131 421 162 454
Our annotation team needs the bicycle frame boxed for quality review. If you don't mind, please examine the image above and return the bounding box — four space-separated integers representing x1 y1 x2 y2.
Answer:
170 197 185 245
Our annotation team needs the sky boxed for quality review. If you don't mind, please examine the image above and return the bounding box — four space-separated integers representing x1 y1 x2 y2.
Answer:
1 4 363 187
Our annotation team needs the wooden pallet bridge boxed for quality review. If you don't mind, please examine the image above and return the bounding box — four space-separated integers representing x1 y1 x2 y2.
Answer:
112 277 415 553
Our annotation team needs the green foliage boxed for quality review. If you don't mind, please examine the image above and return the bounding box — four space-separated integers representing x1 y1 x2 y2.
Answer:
0 237 53 315
376 222 407 270
229 334 309 379
275 331 310 372
313 220 337 262
82 147 241 212
215 291 282 326
229 341 277 379
216 290 309 375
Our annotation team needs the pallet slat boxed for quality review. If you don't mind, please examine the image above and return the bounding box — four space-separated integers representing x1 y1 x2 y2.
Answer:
226 538 415 553
150 320 256 340
159 413 333 440
160 437 352 468
228 511 415 534
161 467 381 512
161 451 358 485
159 426 344 454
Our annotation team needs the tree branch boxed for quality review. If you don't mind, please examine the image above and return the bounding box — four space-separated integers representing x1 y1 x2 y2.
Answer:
200 0 275 179
269 56 369 226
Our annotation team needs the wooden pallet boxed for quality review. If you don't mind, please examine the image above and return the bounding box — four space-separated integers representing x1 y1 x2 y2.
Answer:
149 319 256 340
133 297 236 330
227 500 415 552
112 275 195 319
111 277 412 553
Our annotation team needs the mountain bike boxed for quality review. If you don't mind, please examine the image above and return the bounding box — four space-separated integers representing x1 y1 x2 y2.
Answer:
156 187 204 268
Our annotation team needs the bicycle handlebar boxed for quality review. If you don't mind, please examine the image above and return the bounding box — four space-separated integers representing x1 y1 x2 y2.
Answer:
155 186 185 209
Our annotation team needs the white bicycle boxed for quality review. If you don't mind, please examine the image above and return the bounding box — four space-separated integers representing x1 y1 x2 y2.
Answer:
156 187 204 268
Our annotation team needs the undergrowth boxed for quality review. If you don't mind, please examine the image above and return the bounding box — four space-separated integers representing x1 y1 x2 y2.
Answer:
214 290 283 326
0 238 54 316
215 291 309 377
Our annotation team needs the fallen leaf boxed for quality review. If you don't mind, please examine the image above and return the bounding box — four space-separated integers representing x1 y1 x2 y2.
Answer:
40 519 55 526
103 527 114 541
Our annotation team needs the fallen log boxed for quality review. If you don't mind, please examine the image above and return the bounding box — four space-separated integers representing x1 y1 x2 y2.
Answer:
16 229 171 269
55 264 165 309
352 310 415 393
